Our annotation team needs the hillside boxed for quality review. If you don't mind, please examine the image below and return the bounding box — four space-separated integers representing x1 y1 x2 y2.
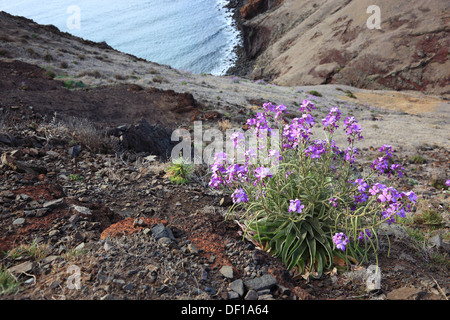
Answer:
236 0 450 96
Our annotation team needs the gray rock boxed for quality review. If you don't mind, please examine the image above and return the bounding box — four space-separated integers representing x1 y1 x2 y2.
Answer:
103 239 115 252
12 218 25 225
244 274 278 291
158 237 172 246
133 218 147 227
428 234 442 249
152 223 175 241
229 279 245 297
36 208 49 217
120 119 174 158
187 243 198 254
244 289 259 300
219 265 234 279
24 210 35 217
124 283 135 291
68 214 80 225
71 205 91 216
48 229 60 237
228 291 240 300
75 243 85 251
43 198 65 209
8 261 35 275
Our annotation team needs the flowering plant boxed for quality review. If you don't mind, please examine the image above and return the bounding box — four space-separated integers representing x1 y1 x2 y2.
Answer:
209 100 417 277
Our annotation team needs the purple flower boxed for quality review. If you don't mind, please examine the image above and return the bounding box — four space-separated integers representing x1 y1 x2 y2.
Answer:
322 107 341 133
274 104 287 119
344 146 358 164
354 178 369 193
232 188 248 204
305 140 326 159
343 116 363 142
329 197 338 208
333 232 348 251
255 166 272 181
299 99 315 113
406 191 417 204
288 199 305 214
446 180 450 187
358 229 372 242
230 131 245 148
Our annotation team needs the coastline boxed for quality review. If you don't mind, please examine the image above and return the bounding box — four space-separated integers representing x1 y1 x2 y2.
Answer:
223 0 255 78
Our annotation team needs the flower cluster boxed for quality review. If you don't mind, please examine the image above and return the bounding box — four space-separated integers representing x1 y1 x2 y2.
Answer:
322 107 341 133
208 99 419 271
371 144 404 177
343 116 363 143
288 199 305 214
232 188 248 204
333 232 349 251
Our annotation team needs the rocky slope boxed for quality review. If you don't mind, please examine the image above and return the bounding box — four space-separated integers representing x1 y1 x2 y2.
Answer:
0 10 449 302
236 0 450 96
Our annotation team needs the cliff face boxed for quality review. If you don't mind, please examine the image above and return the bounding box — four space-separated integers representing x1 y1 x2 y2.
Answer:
239 0 450 96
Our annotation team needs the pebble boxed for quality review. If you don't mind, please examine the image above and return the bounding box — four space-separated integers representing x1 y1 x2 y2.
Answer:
219 265 234 279
12 217 25 225
229 279 245 297
43 198 65 209
72 205 92 216
152 223 176 241
244 289 258 300
244 274 277 291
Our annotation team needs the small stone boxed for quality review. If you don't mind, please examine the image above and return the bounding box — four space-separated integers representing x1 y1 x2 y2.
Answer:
124 283 135 291
42 255 59 265
219 265 234 279
8 261 35 275
49 280 60 289
152 223 175 241
20 194 31 201
244 274 277 291
244 289 258 300
24 210 35 217
12 218 25 225
68 214 80 225
133 218 147 227
75 243 85 251
103 239 115 252
228 291 240 300
387 287 423 300
229 279 245 297
36 208 49 217
187 243 198 254
43 198 65 209
428 235 442 249
158 237 172 246
48 230 60 237
72 205 91 216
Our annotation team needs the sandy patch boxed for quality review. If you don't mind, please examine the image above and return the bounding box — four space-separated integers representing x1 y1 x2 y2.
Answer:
339 91 447 114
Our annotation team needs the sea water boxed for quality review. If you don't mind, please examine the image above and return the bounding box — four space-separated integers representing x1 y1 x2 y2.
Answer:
0 0 240 75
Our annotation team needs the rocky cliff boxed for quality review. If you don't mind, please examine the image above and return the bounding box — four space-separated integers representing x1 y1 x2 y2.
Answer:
237 0 450 96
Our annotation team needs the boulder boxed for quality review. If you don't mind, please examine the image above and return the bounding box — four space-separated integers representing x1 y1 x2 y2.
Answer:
120 118 174 159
